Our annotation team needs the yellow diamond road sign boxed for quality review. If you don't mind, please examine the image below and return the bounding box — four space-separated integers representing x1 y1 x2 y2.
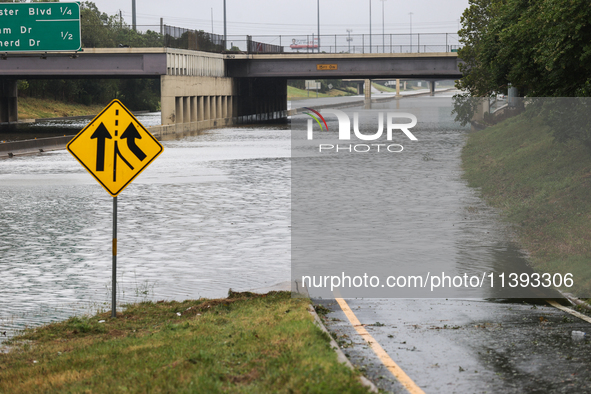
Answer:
67 100 163 197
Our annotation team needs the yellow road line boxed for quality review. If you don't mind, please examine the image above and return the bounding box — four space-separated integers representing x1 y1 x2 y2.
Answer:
547 300 591 324
335 298 426 394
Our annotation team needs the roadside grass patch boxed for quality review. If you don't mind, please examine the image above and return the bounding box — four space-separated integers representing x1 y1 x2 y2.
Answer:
287 85 355 100
0 291 370 394
462 115 591 296
17 97 106 120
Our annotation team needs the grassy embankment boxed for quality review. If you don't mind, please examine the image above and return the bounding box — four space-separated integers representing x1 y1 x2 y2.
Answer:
371 82 397 93
17 97 106 120
0 291 370 394
462 114 591 297
288 85 356 100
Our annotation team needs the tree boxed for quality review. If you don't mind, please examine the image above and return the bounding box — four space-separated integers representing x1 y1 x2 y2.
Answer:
456 0 591 97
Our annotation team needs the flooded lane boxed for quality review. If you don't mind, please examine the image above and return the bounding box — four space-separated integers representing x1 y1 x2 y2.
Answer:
0 124 291 338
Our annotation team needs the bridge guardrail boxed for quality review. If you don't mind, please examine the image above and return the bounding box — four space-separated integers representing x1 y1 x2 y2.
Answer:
158 25 460 55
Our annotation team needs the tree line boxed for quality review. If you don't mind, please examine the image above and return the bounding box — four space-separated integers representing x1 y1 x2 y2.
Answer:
456 0 591 97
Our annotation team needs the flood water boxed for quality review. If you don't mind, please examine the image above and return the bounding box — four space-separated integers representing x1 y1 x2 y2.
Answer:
0 115 291 339
0 95 542 340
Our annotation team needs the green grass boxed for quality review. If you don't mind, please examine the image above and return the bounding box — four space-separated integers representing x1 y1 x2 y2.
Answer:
287 85 355 100
288 85 330 99
0 291 371 394
371 82 397 93
17 97 107 120
462 114 591 296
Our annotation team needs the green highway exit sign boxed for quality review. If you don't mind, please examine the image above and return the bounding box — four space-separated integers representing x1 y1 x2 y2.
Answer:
0 2 81 52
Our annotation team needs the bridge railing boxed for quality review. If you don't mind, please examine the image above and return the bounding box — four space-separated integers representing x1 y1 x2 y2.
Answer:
224 33 461 54
127 24 460 55
99 24 460 54
163 24 226 52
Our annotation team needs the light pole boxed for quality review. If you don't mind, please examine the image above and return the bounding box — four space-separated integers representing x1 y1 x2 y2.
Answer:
131 0 136 31
317 0 320 53
381 0 386 53
409 12 413 52
369 0 372 53
223 0 227 50
346 29 353 53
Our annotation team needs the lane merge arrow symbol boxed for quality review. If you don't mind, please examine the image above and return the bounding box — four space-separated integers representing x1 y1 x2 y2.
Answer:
121 123 147 161
91 122 112 171
66 99 164 197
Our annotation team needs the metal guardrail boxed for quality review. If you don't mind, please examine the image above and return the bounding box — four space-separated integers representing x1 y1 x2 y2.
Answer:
224 33 460 54
163 25 225 52
246 36 284 54
123 25 460 55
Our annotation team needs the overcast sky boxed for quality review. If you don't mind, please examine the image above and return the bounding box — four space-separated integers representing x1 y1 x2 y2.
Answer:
91 0 469 37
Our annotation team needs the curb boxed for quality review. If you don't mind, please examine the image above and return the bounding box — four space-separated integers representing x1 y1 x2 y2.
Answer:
308 304 379 393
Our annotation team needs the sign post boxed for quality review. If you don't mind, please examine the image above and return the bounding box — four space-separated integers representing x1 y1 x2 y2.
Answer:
67 99 163 317
112 197 117 318
0 2 81 52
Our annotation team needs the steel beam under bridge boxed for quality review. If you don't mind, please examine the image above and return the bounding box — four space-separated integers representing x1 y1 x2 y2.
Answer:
225 52 462 79
0 48 169 79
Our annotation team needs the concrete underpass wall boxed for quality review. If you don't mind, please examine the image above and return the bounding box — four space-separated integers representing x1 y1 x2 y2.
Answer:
160 75 235 125
159 50 287 135
159 74 288 135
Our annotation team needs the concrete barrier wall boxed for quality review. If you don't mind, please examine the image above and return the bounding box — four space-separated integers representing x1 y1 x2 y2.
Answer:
166 49 225 77
0 112 285 158
0 136 72 157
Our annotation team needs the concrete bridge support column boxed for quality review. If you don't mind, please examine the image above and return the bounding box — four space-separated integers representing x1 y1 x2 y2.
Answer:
211 96 217 120
0 79 17 123
190 96 197 122
396 79 401 98
357 82 364 95
175 97 183 124
204 96 210 120
183 97 190 123
364 79 372 109
198 96 204 121
429 81 436 96
222 96 227 118
160 75 234 126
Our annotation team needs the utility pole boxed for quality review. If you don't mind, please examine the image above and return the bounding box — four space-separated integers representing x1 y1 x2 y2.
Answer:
131 0 136 31
223 0 227 50
369 0 372 53
409 12 413 52
381 0 386 53
211 8 214 33
346 29 353 53
317 0 320 53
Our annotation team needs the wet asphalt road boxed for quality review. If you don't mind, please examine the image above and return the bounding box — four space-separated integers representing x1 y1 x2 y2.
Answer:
316 298 591 393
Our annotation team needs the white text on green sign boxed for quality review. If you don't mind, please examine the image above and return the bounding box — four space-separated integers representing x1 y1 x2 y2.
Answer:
0 2 81 52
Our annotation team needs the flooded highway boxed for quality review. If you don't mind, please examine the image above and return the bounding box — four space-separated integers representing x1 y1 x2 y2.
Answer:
1 94 590 393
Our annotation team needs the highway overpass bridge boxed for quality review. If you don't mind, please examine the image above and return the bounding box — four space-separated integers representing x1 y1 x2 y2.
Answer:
0 48 462 129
